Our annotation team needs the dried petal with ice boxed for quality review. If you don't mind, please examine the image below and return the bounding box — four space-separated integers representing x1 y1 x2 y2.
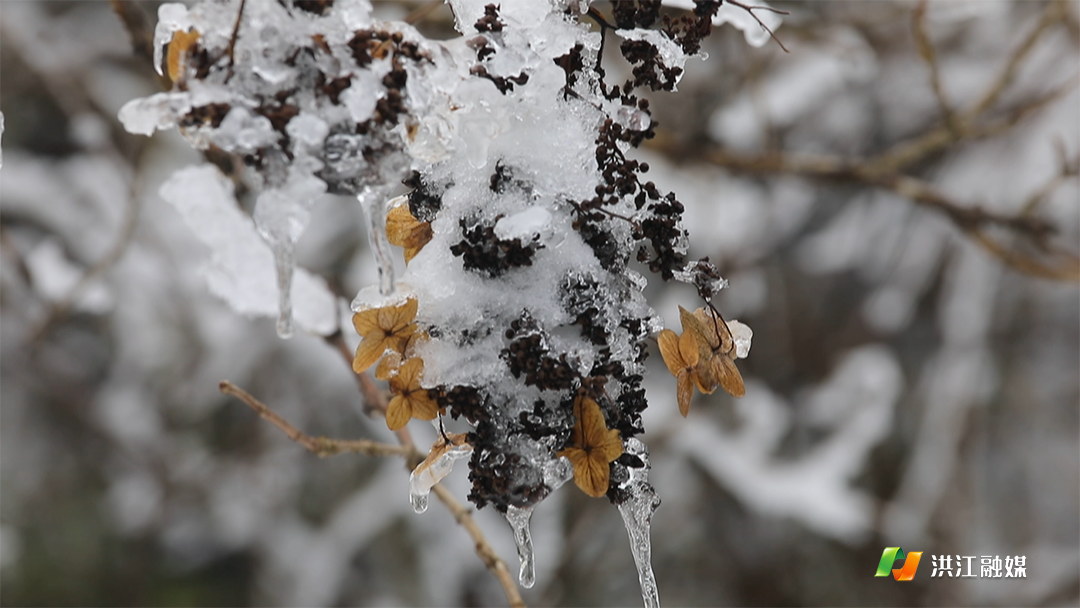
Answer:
409 433 473 513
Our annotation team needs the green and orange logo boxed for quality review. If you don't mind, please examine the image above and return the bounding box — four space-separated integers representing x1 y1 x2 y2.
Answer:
875 547 923 581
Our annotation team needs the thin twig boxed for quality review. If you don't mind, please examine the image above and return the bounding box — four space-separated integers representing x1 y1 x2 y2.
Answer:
725 0 790 53
912 1 959 134
219 380 410 458
966 0 1067 119
224 0 247 82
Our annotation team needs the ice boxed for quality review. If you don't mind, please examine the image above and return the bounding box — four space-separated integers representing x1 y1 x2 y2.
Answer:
356 187 396 297
726 320 753 359
617 438 661 608
286 113 329 149
159 165 337 336
153 3 192 76
408 439 473 514
117 92 192 136
252 173 328 338
617 106 652 132
505 505 536 588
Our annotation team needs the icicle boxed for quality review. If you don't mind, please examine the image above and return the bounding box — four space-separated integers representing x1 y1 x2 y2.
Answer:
617 438 661 608
357 186 396 299
408 434 473 514
273 243 296 338
505 505 536 588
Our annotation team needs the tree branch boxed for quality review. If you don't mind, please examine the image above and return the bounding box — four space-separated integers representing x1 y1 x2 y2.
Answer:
219 380 410 458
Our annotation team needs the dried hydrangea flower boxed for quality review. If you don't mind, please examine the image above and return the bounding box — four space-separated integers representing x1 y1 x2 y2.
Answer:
558 396 623 498
659 305 746 416
657 326 703 417
386 200 433 264
351 298 418 373
386 358 440 430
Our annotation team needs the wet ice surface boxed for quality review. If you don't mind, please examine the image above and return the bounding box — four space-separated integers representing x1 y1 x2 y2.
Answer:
505 506 535 588
618 438 661 608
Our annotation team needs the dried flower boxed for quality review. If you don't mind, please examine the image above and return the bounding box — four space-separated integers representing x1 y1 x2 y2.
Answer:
657 326 703 417
387 202 433 263
352 298 418 373
658 306 745 416
558 396 623 497
386 358 440 430
373 331 427 380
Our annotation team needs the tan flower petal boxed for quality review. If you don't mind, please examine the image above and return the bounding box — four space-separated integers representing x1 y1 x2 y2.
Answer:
395 357 424 388
678 329 700 368
679 306 714 362
374 352 402 380
393 298 419 331
353 335 388 373
386 395 411 430
694 307 735 356
387 204 434 255
715 356 746 398
409 391 440 420
676 369 694 417
352 308 383 337
578 449 612 497
658 329 685 376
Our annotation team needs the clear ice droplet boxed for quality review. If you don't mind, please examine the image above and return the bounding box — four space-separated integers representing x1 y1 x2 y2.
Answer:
505 505 536 588
410 491 429 514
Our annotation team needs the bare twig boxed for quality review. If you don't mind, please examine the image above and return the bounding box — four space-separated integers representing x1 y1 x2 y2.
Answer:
966 0 1068 119
219 380 410 458
725 0 790 53
224 0 247 82
912 1 959 134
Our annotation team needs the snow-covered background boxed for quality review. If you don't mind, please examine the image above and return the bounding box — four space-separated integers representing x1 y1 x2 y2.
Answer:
1 1 1077 606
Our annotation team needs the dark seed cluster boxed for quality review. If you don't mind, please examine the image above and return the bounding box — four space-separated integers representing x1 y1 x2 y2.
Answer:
501 314 577 391
450 218 543 277
402 170 445 222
